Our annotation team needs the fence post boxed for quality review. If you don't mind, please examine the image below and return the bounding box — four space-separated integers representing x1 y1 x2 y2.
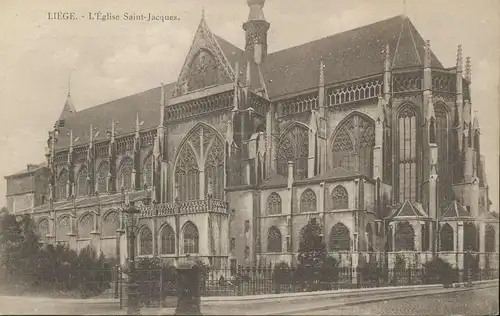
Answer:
356 267 361 289
408 267 412 285
160 269 164 308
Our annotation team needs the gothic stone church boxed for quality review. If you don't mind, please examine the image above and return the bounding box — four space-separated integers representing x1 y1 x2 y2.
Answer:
5 0 499 270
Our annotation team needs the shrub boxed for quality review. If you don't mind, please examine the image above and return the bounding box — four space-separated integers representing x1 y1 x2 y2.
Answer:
422 257 454 286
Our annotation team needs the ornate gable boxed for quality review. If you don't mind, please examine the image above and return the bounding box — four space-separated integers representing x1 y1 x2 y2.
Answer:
173 16 235 97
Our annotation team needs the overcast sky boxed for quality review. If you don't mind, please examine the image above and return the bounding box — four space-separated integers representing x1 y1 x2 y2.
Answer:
0 0 498 212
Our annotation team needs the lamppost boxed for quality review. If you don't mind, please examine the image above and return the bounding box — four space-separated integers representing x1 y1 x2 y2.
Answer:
122 189 151 315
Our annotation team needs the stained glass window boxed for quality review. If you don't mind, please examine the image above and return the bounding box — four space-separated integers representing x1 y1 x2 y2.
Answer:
78 213 93 239
143 154 153 189
161 225 176 255
117 158 133 191
97 161 109 194
435 104 450 205
57 169 68 200
485 225 496 253
77 166 88 197
277 124 309 180
183 222 199 254
102 211 119 237
267 226 282 253
139 227 153 255
300 189 316 213
332 185 349 210
329 223 351 251
397 106 418 202
440 223 454 251
267 193 282 215
332 114 375 177
395 221 414 251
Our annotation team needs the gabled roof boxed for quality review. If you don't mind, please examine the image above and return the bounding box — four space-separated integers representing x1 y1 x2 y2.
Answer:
440 200 471 219
5 161 47 179
261 15 443 98
297 167 360 183
52 15 443 151
390 200 428 218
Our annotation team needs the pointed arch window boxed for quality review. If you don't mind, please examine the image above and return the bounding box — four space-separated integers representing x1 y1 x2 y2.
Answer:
37 218 49 243
267 193 282 215
435 104 450 205
183 222 199 254
332 114 375 177
142 154 153 189
175 144 199 201
117 158 133 191
78 213 93 239
366 223 373 251
485 225 496 253
267 226 282 253
205 137 224 199
139 227 153 255
161 225 176 255
463 222 478 251
56 216 70 244
332 185 349 210
102 211 119 237
97 161 109 194
76 166 88 197
300 189 317 213
439 223 454 251
397 106 418 202
395 221 415 251
57 169 68 200
329 223 351 251
277 124 309 180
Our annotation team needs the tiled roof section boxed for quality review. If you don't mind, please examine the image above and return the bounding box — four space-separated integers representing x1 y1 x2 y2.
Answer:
260 173 287 188
5 161 48 178
391 200 428 218
440 200 471 219
261 15 443 98
55 83 176 150
299 167 360 183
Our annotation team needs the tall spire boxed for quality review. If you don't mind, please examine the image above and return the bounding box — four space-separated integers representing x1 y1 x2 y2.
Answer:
243 0 270 65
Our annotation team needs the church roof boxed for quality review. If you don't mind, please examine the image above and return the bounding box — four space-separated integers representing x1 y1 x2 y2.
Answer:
389 200 428 218
297 167 360 183
53 15 443 150
440 200 471 219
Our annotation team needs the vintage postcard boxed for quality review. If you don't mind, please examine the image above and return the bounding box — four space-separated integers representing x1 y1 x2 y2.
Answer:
0 0 498 315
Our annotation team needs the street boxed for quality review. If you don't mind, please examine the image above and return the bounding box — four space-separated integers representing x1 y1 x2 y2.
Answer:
295 285 499 315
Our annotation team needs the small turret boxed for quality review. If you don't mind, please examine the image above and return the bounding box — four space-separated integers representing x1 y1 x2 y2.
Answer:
243 0 270 65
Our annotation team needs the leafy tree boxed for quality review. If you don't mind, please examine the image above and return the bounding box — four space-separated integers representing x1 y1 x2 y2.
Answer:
422 257 454 286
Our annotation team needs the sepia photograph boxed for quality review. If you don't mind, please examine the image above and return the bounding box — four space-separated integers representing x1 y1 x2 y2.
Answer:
0 0 498 315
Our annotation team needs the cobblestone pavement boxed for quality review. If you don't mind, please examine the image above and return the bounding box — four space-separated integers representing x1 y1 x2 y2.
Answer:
300 285 499 315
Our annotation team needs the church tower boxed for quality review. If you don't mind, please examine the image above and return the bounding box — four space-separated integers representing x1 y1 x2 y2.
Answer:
242 0 270 65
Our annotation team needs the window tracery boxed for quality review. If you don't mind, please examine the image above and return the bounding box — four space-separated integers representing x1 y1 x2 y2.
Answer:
485 225 496 253
332 114 375 177
397 105 418 202
187 49 222 92
76 166 88 197
142 155 153 189
97 161 109 194
332 185 349 210
267 193 282 215
78 213 93 239
56 216 70 242
434 103 450 205
329 223 351 251
267 226 282 253
117 158 133 191
161 225 176 255
102 211 119 237
57 169 68 200
139 227 153 255
205 137 224 199
183 222 199 254
38 218 49 242
300 189 317 213
277 124 309 180
175 144 199 201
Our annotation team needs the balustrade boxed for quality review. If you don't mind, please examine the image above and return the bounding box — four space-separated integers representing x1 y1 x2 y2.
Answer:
165 90 233 122
138 198 228 217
